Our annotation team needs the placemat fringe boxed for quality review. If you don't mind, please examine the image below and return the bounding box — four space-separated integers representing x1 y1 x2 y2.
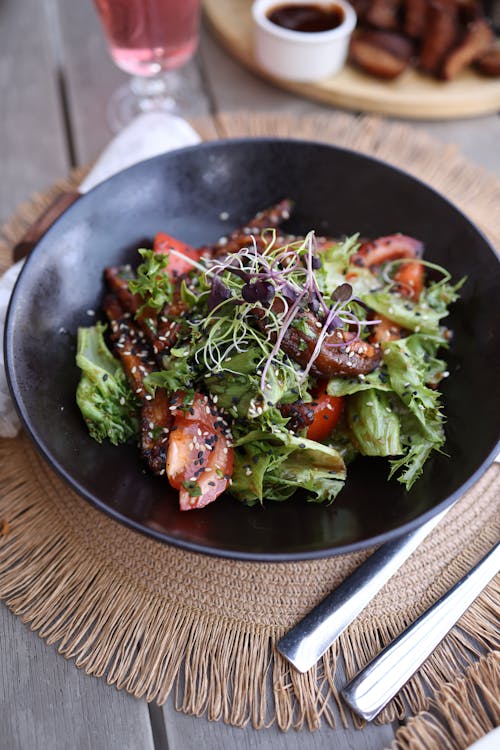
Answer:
390 651 500 750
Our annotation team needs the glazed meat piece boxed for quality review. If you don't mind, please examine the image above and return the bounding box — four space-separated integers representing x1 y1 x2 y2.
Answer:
419 1 460 74
280 316 382 377
102 294 172 476
102 293 155 399
440 18 495 79
254 306 381 377
475 45 500 76
279 401 315 432
351 233 423 268
203 199 294 257
154 281 189 356
403 0 429 38
364 0 402 30
140 389 173 476
104 265 159 351
104 266 142 316
349 30 414 79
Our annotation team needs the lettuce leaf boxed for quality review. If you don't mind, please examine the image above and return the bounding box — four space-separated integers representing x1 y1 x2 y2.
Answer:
230 430 346 505
76 323 139 445
347 388 402 456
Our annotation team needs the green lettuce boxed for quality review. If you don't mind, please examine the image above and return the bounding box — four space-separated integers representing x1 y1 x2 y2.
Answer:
230 430 346 505
76 323 139 445
204 347 301 422
347 388 402 456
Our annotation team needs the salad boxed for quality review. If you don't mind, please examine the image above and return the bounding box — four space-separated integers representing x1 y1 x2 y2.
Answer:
75 200 463 511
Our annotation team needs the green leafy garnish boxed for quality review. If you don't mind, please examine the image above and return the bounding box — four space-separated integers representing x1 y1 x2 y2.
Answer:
76 323 140 445
128 248 173 315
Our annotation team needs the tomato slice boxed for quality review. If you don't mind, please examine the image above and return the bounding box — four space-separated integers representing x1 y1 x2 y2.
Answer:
369 313 404 344
393 260 424 301
166 392 233 510
154 232 202 280
306 382 344 443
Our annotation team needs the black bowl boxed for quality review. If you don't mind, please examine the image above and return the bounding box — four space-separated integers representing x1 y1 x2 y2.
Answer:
5 139 500 560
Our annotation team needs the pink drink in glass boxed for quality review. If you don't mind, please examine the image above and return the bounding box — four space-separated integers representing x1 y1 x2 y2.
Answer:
93 0 200 77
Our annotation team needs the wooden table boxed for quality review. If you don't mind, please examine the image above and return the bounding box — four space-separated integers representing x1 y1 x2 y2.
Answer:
1 2 499 748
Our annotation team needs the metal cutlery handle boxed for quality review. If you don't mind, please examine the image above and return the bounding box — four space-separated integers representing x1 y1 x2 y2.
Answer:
342 541 500 721
277 506 451 673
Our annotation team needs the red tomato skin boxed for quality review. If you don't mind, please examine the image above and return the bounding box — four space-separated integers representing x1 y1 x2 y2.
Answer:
369 314 404 344
153 232 201 279
393 261 424 301
166 392 233 510
306 383 344 443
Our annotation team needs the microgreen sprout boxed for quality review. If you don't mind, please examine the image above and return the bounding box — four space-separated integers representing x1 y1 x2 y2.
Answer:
195 230 374 396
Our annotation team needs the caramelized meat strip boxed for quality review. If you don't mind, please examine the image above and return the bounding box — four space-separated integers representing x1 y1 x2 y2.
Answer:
475 45 500 77
279 401 315 433
254 307 381 377
351 233 423 268
155 280 189 356
440 18 494 79
202 199 294 257
104 266 189 361
282 315 382 377
140 389 173 476
104 265 159 347
349 30 414 79
102 295 172 475
104 266 141 315
102 294 154 399
404 0 429 38
364 0 402 31
419 2 460 74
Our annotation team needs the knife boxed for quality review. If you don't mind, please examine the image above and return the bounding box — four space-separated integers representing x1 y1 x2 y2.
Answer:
11 112 200 262
277 454 500 674
342 540 500 721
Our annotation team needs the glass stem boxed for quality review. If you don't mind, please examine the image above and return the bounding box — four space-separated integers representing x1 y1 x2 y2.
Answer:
129 72 180 112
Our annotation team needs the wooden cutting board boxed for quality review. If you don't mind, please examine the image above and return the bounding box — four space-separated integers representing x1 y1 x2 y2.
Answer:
203 0 500 119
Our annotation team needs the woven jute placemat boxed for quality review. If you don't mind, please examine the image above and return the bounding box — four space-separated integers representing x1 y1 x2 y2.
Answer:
391 651 500 750
0 113 499 732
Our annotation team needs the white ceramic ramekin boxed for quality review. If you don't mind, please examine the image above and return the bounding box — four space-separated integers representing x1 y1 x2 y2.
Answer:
252 0 356 82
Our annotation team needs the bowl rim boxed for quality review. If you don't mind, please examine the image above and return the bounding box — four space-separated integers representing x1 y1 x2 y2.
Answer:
5 136 500 561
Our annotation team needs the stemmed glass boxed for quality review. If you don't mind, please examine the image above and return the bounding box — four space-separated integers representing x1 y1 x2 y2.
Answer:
92 0 201 132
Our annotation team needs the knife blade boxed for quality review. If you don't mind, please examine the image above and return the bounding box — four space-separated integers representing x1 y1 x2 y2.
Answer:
11 112 200 262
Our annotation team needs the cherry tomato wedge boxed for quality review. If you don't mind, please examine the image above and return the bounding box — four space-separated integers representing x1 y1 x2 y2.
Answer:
166 392 233 511
393 260 424 301
306 382 344 443
369 313 404 344
154 232 202 280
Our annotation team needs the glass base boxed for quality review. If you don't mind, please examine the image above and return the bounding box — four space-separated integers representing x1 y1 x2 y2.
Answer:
107 71 192 133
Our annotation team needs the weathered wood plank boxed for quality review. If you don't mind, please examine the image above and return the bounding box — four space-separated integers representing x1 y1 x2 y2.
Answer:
54 0 216 166
160 693 396 750
0 0 69 225
0 603 155 750
199 19 323 117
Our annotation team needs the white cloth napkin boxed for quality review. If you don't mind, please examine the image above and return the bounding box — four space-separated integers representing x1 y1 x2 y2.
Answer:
0 112 201 438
